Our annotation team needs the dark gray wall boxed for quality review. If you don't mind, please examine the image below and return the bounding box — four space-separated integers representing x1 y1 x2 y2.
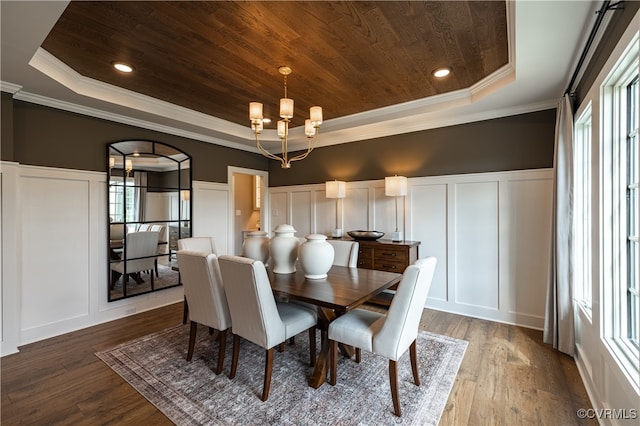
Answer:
575 0 639 105
269 109 556 186
6 100 268 183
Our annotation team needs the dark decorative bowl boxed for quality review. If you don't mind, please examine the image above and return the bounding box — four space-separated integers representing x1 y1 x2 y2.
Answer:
347 230 385 241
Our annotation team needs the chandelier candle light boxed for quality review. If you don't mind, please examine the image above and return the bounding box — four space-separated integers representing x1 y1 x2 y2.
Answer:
249 66 323 169
385 175 408 242
325 180 346 238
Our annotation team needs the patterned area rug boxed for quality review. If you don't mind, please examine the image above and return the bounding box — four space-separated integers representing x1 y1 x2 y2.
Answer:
96 324 467 425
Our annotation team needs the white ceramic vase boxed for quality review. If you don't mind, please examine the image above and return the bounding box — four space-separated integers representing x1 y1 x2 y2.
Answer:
269 224 299 274
299 234 335 279
242 231 270 264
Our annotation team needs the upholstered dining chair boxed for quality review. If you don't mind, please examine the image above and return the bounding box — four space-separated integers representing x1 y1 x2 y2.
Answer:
176 250 231 374
218 255 318 401
110 231 160 289
327 256 437 417
178 236 217 255
177 236 217 323
327 239 359 267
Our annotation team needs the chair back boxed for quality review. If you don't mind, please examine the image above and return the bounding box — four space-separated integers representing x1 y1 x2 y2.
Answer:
120 231 159 273
373 257 437 361
176 250 231 331
218 255 285 349
178 237 217 255
109 223 126 242
327 240 359 267
149 224 167 253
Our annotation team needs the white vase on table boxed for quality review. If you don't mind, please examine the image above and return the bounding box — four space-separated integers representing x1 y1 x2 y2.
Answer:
269 224 299 274
299 234 335 279
242 231 270 264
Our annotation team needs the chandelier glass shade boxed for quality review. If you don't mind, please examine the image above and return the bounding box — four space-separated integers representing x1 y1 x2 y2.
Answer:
249 66 322 169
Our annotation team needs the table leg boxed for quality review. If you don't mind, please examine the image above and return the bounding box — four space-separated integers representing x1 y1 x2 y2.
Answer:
308 307 355 388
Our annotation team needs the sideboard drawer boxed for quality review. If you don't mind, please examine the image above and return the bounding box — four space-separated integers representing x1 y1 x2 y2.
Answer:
373 259 406 273
373 246 409 263
357 258 373 269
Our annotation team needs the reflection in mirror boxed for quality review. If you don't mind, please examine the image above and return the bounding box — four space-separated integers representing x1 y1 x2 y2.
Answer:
107 140 192 301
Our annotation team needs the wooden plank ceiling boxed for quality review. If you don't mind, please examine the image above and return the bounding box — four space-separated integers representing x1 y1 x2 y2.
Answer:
41 1 508 129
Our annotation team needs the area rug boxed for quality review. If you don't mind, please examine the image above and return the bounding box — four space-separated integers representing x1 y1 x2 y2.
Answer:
96 324 467 425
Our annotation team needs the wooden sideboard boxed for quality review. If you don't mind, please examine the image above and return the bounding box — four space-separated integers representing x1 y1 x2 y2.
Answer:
344 238 420 306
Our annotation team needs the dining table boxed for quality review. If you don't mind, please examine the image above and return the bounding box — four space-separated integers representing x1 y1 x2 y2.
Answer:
268 264 402 388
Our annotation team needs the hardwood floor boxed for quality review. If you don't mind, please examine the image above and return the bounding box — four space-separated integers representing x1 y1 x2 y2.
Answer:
2 302 595 425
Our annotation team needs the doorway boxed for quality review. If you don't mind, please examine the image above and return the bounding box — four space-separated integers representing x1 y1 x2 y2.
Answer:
228 167 269 255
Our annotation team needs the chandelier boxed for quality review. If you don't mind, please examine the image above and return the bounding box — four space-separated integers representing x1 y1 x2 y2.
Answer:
249 66 323 169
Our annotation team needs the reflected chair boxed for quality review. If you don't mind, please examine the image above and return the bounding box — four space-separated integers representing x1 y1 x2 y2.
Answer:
149 224 166 277
218 255 318 401
109 223 126 256
328 257 437 416
110 231 160 289
327 239 359 267
177 237 217 323
176 250 231 374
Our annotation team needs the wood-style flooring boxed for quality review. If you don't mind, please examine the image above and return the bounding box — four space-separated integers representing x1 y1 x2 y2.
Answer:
1 302 596 425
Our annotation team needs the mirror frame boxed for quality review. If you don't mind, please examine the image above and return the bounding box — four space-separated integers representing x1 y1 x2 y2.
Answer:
107 140 192 302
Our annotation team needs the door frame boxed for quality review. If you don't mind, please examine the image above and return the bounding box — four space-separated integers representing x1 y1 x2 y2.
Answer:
227 166 269 255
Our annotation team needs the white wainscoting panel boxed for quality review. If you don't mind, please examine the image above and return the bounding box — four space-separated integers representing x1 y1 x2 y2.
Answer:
270 169 553 329
270 191 289 230
453 181 500 311
20 172 92 331
408 183 448 302
291 190 312 237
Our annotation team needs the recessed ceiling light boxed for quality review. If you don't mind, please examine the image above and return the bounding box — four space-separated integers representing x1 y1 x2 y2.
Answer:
262 118 272 124
432 67 452 78
113 62 134 73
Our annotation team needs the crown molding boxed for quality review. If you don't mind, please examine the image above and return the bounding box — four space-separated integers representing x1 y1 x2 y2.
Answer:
0 81 22 94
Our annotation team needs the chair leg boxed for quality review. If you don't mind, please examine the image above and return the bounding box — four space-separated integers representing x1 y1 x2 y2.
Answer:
289 336 295 345
186 321 198 361
215 329 227 375
308 327 316 366
410 340 420 386
182 296 189 324
229 334 240 379
356 348 362 363
278 342 285 352
389 359 401 417
328 339 338 386
262 347 274 401
155 259 159 277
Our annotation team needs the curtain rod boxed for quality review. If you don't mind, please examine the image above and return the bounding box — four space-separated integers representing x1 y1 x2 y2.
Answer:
564 0 625 97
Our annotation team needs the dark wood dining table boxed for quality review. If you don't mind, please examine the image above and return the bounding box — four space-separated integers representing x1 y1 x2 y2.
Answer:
268 265 402 388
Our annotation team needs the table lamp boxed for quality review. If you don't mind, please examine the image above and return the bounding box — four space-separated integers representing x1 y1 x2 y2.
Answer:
385 175 407 242
325 180 346 238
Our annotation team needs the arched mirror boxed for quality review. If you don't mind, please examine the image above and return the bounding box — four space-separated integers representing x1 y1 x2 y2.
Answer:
107 140 192 301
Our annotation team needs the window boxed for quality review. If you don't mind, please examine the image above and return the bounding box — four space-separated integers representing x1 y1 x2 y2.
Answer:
626 77 638 348
574 105 593 315
602 35 639 385
108 176 135 223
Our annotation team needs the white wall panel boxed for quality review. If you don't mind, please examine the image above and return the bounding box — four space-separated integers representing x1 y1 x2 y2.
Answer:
21 174 91 330
503 178 552 322
315 189 335 235
193 181 230 255
291 190 312 237
269 191 288 231
409 183 448 301
343 186 370 231
453 181 499 310
373 185 398 233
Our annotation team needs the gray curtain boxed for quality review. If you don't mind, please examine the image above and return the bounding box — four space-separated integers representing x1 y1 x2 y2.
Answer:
544 94 575 356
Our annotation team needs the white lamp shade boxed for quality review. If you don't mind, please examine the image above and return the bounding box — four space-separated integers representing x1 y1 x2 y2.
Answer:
109 157 115 168
277 120 287 138
385 175 407 196
249 102 263 121
180 190 190 201
310 106 323 126
305 119 316 137
325 180 346 199
280 98 294 119
125 159 133 172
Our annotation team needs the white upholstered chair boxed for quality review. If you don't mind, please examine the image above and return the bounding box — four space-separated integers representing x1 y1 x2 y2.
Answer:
176 250 231 374
178 237 217 255
218 255 318 401
177 236 217 323
327 239 359 267
110 231 160 289
328 257 437 417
